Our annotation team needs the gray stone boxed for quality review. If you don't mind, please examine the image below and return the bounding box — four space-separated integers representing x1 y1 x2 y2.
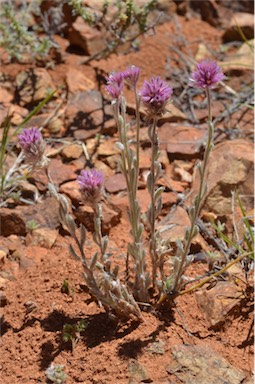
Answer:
192 140 254 215
166 344 246 384
0 197 60 237
128 360 152 383
195 281 244 328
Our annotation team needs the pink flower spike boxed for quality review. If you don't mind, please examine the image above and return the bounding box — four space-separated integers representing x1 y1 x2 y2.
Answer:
106 71 124 99
18 127 45 165
107 71 123 87
140 76 172 116
77 169 104 204
106 82 123 99
123 65 140 88
189 59 225 89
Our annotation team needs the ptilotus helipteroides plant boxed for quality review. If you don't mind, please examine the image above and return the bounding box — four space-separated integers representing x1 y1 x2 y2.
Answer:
159 59 225 304
106 66 151 303
18 127 142 321
18 59 226 322
140 76 173 290
106 69 174 298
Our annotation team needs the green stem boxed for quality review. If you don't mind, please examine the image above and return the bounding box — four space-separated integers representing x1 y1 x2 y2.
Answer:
114 97 148 301
94 202 107 263
134 89 140 195
149 116 159 287
172 87 213 293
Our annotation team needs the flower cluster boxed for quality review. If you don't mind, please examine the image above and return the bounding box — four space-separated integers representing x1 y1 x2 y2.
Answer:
123 65 140 88
139 76 173 116
189 59 225 89
105 71 124 99
77 169 104 205
105 65 141 99
18 127 46 166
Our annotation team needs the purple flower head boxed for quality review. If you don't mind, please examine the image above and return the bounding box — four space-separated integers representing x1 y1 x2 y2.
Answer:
77 169 104 204
105 71 124 99
189 59 225 89
123 65 140 88
18 127 46 165
105 82 123 99
140 76 173 116
107 71 123 87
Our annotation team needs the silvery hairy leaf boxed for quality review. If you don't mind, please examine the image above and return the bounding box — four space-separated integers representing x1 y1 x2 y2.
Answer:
95 217 101 233
146 206 152 224
115 141 124 151
69 244 80 261
194 195 199 208
148 124 153 140
137 223 144 239
128 146 134 158
154 186 164 202
155 150 160 161
146 172 153 193
118 115 124 128
155 197 162 217
191 224 199 238
48 182 58 199
127 243 135 258
176 239 184 253
102 236 108 254
133 157 137 170
130 167 136 189
80 224 86 248
90 251 98 270
184 227 191 241
188 206 195 221
59 206 66 226
93 232 100 247
66 213 76 236
112 265 119 279
197 161 202 177
155 161 162 180
59 194 70 213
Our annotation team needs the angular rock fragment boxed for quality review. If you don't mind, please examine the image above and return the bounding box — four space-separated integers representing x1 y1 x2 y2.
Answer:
166 344 246 384
195 281 245 327
192 140 254 215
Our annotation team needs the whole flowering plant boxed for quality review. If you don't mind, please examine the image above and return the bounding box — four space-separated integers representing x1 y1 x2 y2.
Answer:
140 76 173 117
18 127 47 168
106 65 151 302
159 59 225 303
189 59 225 89
19 59 233 322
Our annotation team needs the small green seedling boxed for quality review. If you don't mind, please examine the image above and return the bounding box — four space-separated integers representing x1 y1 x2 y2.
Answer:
62 320 87 352
26 219 40 232
61 279 70 295
61 279 75 299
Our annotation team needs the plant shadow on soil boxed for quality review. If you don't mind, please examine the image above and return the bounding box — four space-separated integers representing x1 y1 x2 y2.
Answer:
37 310 142 370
